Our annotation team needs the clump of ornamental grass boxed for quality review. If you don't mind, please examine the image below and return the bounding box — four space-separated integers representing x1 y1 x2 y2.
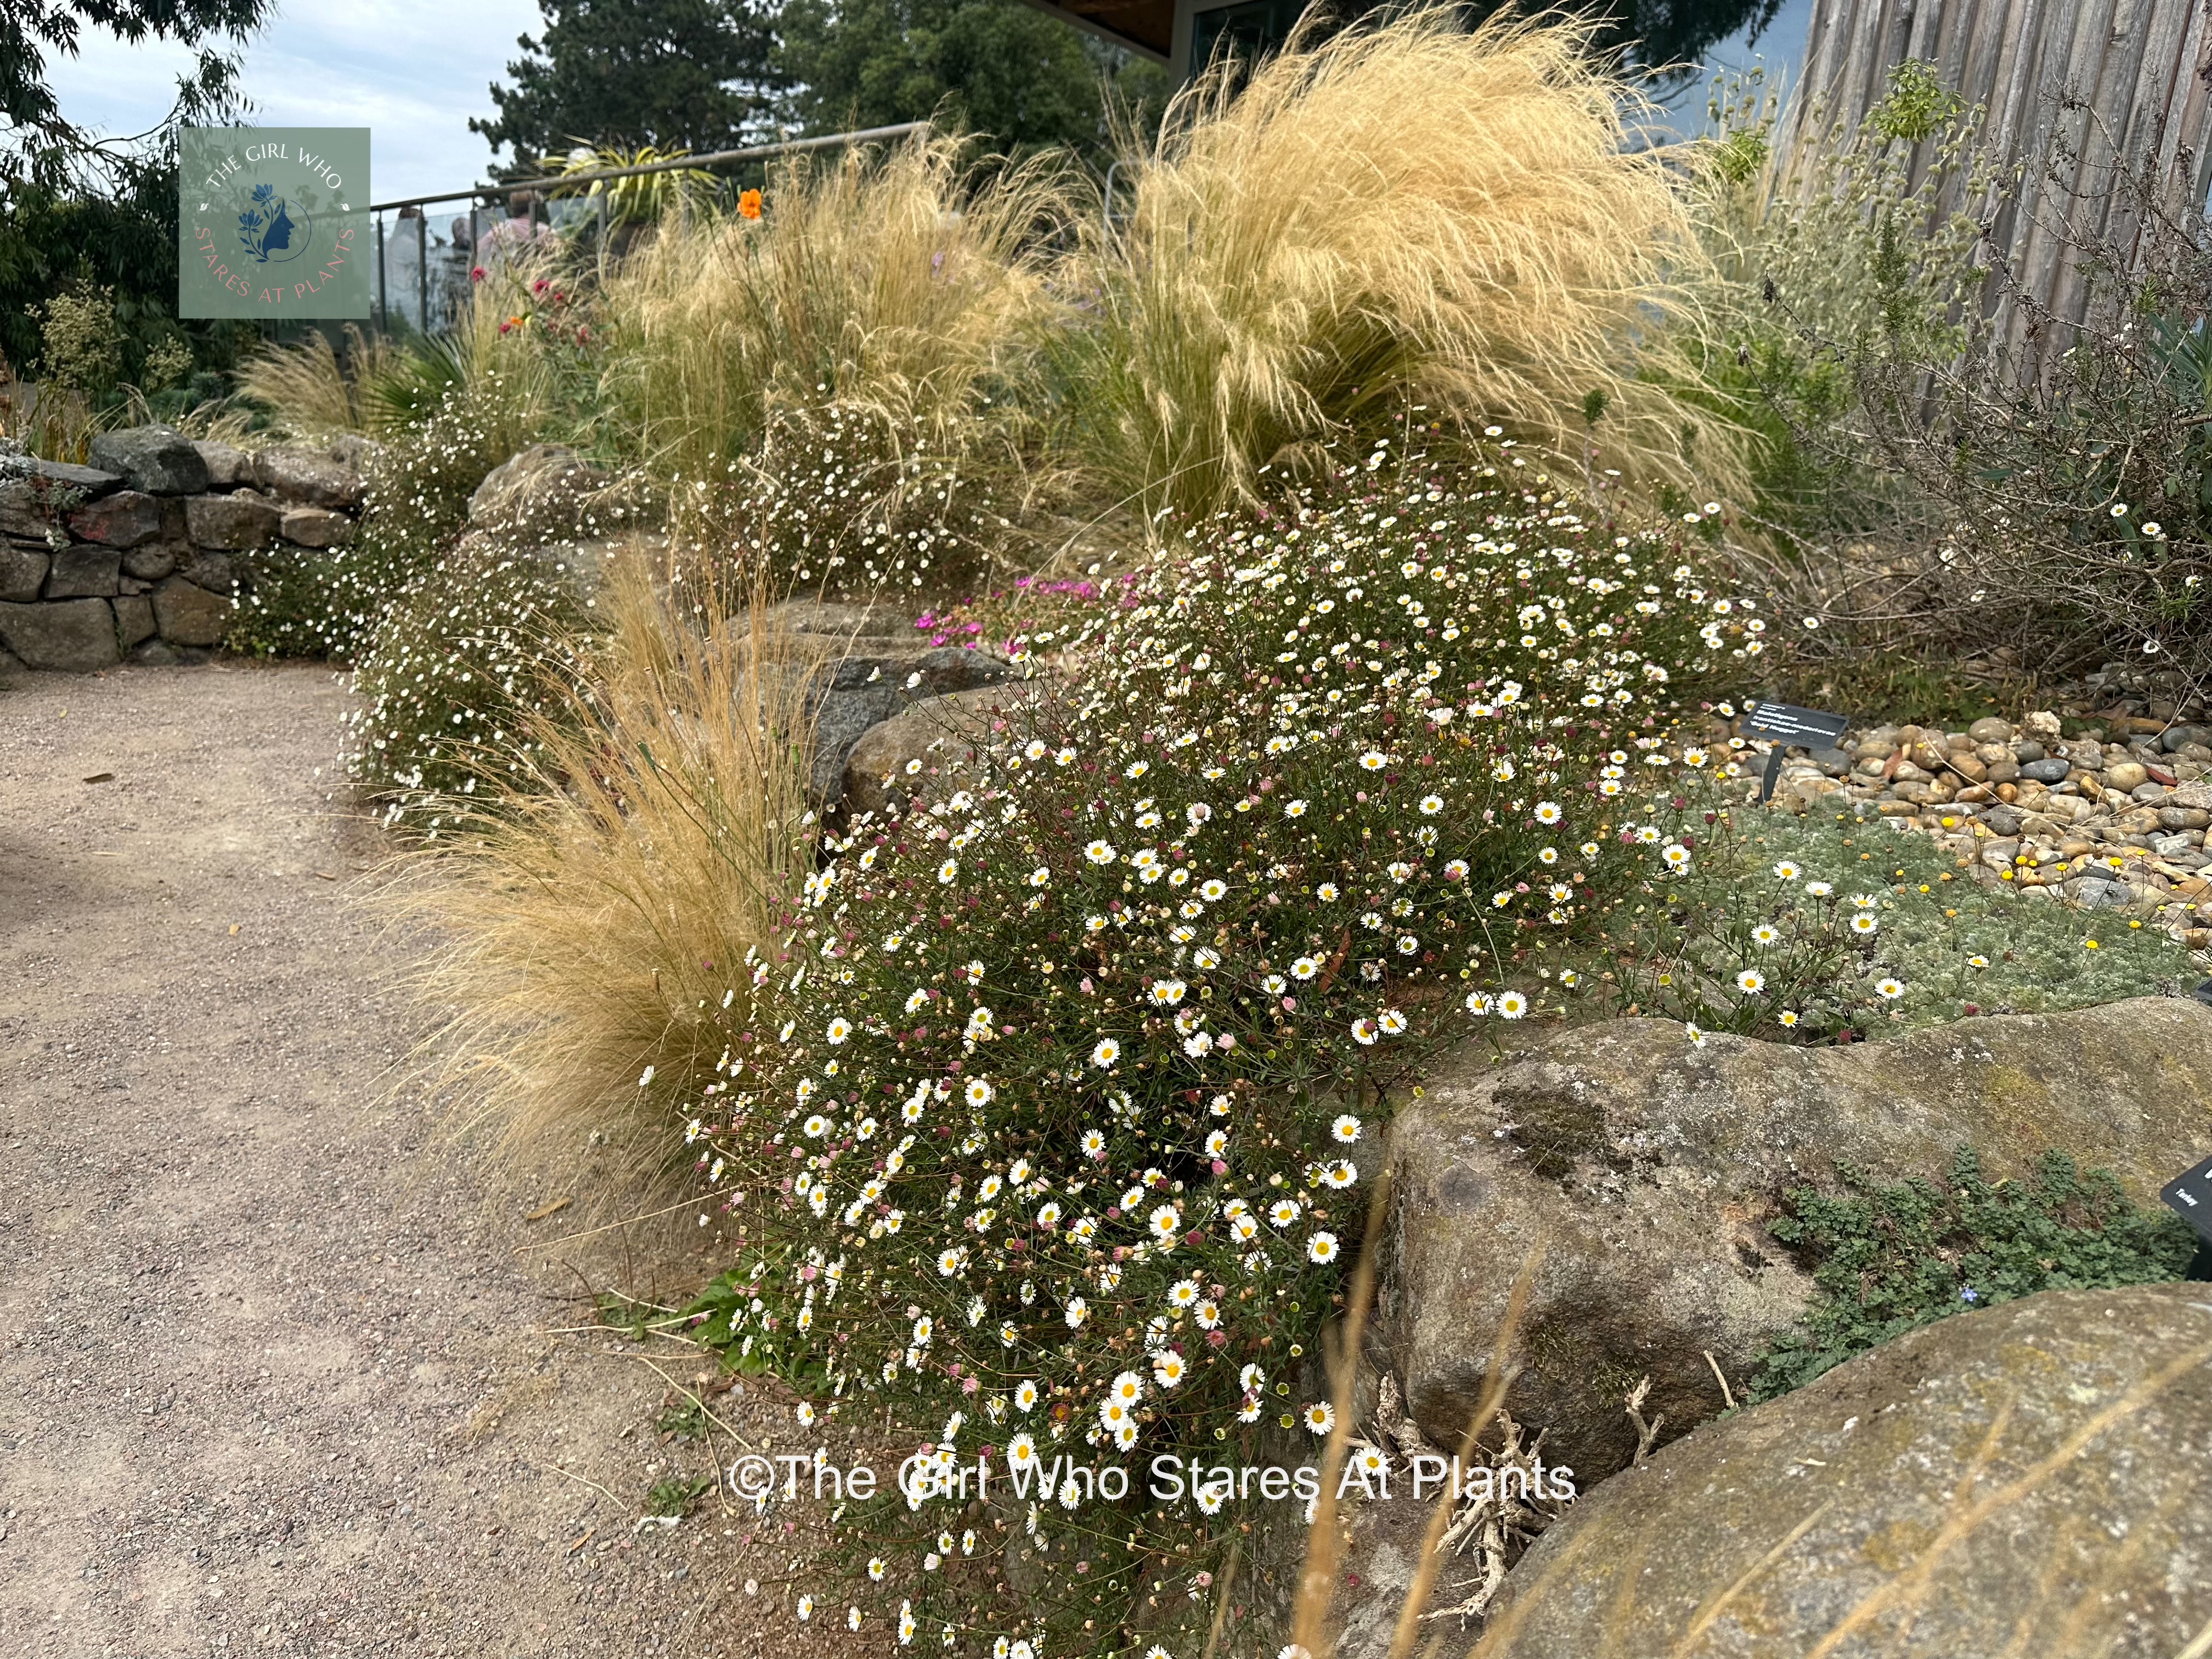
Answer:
599 132 1074 501
236 261 574 450
641 442 1762 1657
1057 7 1747 521
395 552 814 1193
235 323 398 435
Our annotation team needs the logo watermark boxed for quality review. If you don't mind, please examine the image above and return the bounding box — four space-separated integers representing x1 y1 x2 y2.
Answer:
178 127 371 319
724 1448 1577 1510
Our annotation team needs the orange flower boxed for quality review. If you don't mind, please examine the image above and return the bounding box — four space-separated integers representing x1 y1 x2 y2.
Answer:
738 188 763 221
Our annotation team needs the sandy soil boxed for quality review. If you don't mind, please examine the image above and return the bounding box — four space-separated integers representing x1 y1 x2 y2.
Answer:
0 662 876 1658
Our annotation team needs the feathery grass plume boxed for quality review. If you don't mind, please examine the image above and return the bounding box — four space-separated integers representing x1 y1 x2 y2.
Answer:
1061 5 1745 518
236 285 557 451
598 130 1075 500
394 549 813 1199
235 323 397 433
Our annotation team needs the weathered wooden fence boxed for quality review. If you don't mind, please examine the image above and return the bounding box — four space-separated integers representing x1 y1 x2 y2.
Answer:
1779 0 2212 342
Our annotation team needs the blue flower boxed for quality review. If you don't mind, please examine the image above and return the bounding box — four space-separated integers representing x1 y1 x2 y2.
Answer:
1959 1287 1978 1303
251 182 276 204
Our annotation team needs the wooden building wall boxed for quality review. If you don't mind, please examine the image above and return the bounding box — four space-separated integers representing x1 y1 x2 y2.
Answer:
1778 0 2212 342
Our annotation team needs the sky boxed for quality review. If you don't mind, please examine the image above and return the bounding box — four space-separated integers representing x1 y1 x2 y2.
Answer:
44 0 544 207
1649 0 1815 136
44 0 1820 207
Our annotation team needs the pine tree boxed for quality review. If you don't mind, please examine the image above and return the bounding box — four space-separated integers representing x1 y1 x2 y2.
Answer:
471 0 786 166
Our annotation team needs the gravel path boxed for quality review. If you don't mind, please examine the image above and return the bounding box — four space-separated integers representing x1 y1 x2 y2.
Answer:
0 662 860 1659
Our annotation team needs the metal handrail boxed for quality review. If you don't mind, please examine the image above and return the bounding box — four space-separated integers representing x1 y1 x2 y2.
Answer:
365 122 930 213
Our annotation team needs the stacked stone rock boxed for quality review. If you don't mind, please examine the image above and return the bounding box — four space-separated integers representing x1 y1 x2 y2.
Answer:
0 424 369 673
1752 707 2212 928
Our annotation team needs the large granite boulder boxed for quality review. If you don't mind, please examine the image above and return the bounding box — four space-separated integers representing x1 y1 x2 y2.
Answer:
87 426 210 496
840 680 1057 819
775 599 911 640
1481 1283 2212 1658
1381 998 2212 1481
803 648 1016 807
732 603 1018 809
0 598 120 671
465 443 609 536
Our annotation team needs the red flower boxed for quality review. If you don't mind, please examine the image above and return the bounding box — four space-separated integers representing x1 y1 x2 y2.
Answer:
469 266 486 283
531 277 549 295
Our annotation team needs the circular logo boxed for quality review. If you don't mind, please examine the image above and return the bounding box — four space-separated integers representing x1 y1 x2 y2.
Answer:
236 181 313 266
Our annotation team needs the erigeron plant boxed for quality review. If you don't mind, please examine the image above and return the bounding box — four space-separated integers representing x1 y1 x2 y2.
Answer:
231 383 512 661
661 445 1761 1657
1618 806 2194 1039
692 399 1049 601
341 525 596 833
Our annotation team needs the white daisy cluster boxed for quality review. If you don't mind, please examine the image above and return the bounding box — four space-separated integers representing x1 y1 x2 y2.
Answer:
681 453 1751 1652
1618 835 1917 1040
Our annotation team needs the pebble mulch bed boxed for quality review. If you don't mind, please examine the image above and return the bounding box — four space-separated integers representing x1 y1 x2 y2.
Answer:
1736 707 2212 948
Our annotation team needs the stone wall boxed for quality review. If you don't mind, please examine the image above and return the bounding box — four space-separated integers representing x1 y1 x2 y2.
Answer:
0 424 371 673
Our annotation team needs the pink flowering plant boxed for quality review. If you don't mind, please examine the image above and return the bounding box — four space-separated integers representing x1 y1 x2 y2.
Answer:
668 446 1762 1657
